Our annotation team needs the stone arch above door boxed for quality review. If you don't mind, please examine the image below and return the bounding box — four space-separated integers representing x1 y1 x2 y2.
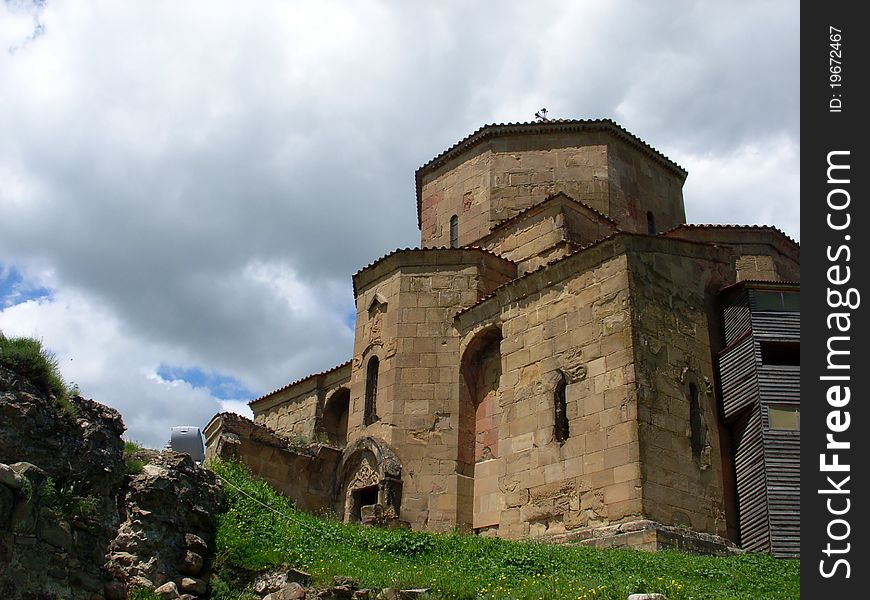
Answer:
337 436 403 524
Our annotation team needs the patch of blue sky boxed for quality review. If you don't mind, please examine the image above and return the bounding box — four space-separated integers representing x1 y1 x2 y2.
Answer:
344 309 356 331
0 263 52 308
156 364 256 401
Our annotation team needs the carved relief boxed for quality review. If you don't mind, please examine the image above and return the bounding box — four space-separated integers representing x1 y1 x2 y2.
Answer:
558 349 587 383
368 311 383 344
348 458 380 491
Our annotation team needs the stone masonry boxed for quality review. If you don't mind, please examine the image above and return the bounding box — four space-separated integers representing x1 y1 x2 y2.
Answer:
206 119 800 554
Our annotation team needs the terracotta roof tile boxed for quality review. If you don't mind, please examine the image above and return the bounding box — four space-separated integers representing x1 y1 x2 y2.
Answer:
478 192 618 244
351 246 516 297
661 223 800 247
249 360 351 406
454 231 623 319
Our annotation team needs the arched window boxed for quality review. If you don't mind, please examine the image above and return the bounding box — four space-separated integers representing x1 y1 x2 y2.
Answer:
364 356 380 426
689 382 703 456
554 372 569 444
646 211 656 235
450 215 459 248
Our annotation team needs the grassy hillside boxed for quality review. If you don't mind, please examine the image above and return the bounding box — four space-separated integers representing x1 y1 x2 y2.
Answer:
210 461 799 599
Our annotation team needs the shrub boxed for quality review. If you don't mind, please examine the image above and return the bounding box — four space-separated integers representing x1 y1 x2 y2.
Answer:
124 439 147 475
41 476 98 518
0 334 77 416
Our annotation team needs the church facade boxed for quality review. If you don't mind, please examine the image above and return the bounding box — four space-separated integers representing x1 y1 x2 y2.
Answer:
205 120 800 556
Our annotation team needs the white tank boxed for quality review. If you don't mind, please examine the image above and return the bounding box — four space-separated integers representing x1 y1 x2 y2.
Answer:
170 426 205 462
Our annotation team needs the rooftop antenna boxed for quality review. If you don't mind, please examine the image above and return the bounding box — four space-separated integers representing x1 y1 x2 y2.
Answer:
534 108 550 122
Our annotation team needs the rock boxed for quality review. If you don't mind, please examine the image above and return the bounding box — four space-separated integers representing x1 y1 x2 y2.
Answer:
0 368 127 598
10 494 38 534
0 531 13 562
184 532 208 553
178 550 204 575
398 590 431 600
38 517 72 550
254 568 313 594
0 463 23 489
382 589 399 600
264 582 307 600
329 585 354 598
11 461 48 490
109 451 224 588
129 576 156 590
334 576 358 589
627 595 668 600
179 576 208 595
287 568 313 586
0 483 13 529
104 580 126 600
154 581 181 599
179 595 198 600
353 590 371 600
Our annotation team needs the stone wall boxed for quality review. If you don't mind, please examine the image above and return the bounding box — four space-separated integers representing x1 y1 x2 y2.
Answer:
419 145 493 248
626 239 733 539
606 135 685 234
349 249 516 532
252 363 351 442
205 412 341 515
478 194 619 275
456 239 643 540
663 226 800 283
419 128 686 248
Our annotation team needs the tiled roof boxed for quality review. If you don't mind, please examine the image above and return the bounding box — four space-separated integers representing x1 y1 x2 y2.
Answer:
351 246 516 297
454 231 623 319
661 223 800 247
249 360 351 406
719 279 801 294
414 119 688 227
478 191 618 244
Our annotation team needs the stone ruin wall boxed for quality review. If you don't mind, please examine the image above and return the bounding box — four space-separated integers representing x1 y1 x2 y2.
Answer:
205 413 340 516
1 367 224 599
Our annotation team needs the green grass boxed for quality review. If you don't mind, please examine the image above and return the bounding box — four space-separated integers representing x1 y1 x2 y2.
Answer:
0 334 78 416
210 460 799 599
128 588 160 600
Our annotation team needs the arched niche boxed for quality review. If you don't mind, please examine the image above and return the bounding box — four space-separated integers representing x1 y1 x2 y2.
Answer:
337 436 403 524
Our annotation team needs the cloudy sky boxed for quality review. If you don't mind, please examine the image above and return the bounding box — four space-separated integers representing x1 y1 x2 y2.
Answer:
0 0 799 448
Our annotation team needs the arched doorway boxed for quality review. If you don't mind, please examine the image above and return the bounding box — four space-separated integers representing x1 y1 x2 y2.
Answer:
458 327 503 533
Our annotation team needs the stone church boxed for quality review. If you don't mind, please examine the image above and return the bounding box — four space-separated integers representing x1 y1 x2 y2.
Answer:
205 119 800 557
